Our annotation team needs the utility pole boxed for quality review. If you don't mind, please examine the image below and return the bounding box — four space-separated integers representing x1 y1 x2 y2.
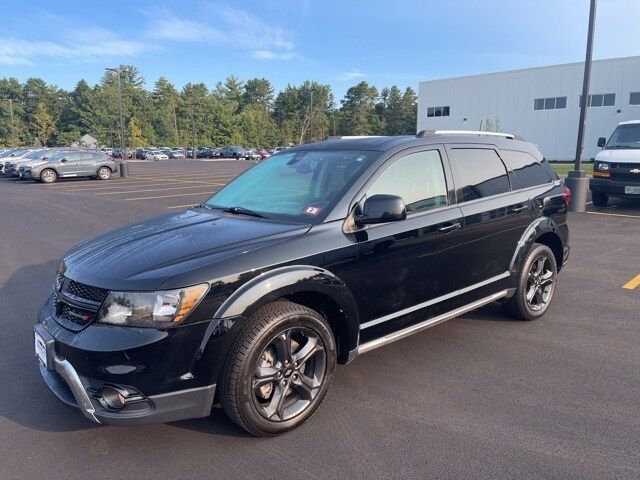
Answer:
7 98 16 146
566 0 597 212
107 67 129 177
309 87 314 142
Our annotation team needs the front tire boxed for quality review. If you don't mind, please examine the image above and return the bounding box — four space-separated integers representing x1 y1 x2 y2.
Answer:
97 167 111 180
592 191 608 207
40 168 57 184
220 300 336 436
503 243 557 321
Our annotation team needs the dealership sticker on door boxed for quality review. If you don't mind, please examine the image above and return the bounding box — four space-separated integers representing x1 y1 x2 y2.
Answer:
624 186 640 195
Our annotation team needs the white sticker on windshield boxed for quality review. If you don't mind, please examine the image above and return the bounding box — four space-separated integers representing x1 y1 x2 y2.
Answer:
303 205 322 216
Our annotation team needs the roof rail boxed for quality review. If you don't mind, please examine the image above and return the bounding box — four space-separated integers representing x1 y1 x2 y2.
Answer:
416 130 524 141
327 135 385 140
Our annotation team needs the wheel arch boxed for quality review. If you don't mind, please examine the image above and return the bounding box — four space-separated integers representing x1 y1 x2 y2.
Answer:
96 164 113 173
213 265 360 364
509 217 565 275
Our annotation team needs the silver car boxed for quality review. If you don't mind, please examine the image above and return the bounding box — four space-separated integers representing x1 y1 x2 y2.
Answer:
23 150 119 183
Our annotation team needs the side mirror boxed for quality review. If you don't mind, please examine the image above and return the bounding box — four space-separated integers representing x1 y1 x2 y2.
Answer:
355 194 407 227
597 137 607 148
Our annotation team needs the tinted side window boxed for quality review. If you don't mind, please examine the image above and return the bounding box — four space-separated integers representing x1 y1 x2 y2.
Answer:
367 150 447 214
501 150 553 189
65 152 82 161
450 148 510 202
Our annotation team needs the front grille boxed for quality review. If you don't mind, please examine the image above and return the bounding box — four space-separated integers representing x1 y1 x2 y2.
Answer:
52 275 109 331
610 163 640 182
53 296 97 329
66 279 109 303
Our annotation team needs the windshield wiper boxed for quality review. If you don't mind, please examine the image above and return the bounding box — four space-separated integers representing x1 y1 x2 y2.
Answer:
221 206 271 219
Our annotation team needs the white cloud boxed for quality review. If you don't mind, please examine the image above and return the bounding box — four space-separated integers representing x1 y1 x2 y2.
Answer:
147 14 226 43
144 5 298 60
252 50 296 61
0 27 156 65
338 70 366 81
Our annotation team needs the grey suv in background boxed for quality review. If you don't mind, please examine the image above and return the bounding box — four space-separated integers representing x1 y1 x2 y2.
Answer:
22 150 118 183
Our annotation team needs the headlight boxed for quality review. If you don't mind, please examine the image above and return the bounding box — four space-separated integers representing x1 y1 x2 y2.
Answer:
97 283 209 328
597 162 609 171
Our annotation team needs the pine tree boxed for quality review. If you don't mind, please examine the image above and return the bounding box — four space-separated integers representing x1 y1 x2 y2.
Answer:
33 101 55 146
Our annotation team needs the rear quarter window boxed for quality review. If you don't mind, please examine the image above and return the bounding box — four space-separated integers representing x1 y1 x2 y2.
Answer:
449 148 511 203
501 150 553 188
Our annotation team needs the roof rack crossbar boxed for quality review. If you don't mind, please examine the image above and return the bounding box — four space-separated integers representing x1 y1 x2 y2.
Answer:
416 130 524 141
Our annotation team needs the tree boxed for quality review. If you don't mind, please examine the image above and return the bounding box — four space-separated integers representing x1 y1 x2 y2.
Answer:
128 117 147 147
242 78 274 111
238 106 278 147
339 81 383 136
151 77 180 146
33 101 55 146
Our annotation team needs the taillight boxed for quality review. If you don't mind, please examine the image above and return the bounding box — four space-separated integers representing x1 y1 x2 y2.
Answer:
563 185 572 206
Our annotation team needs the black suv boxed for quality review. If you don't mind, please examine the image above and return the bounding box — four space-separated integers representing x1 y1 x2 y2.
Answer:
34 132 570 436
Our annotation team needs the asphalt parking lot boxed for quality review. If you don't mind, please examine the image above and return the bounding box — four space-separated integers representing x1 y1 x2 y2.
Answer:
0 159 639 479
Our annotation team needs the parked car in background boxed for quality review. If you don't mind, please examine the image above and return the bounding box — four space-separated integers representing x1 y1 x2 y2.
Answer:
256 148 270 160
272 146 288 154
1 149 36 174
590 120 640 206
24 150 118 183
145 150 169 161
100 147 114 156
3 149 48 175
220 146 249 159
168 149 186 159
18 150 65 179
112 148 133 159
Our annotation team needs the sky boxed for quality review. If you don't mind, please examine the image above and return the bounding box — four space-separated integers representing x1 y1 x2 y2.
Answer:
1 0 639 101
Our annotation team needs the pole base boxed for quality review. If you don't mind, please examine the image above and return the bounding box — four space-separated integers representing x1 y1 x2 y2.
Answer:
565 171 590 212
119 162 130 178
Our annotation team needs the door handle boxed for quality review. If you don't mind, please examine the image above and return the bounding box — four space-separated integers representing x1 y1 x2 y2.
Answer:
438 222 461 233
512 204 529 213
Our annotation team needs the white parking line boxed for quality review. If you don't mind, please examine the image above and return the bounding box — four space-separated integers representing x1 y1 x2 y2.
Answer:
125 191 214 201
95 184 224 195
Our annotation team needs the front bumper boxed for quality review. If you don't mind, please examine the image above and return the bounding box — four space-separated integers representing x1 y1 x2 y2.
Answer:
34 323 216 425
590 177 640 197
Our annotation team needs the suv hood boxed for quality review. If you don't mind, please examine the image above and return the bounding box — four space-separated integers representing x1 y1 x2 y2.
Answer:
595 148 640 164
62 208 309 291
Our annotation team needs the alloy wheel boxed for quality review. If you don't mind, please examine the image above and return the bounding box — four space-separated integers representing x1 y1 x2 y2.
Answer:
252 326 326 422
525 254 555 311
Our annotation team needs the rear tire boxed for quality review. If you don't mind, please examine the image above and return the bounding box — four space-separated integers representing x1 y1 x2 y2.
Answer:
40 169 57 184
592 191 608 207
220 300 336 436
503 243 557 321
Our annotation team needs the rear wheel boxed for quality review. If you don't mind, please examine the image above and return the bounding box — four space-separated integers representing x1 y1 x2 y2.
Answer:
220 300 336 436
503 243 557 321
97 167 111 180
40 168 57 184
592 191 608 207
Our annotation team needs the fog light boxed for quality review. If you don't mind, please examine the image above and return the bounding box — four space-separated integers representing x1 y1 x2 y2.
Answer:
97 386 126 411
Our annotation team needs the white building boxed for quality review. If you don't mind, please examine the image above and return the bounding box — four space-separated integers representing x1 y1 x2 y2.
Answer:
417 56 640 160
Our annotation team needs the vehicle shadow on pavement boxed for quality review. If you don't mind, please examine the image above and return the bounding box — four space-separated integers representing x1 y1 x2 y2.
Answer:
168 406 249 438
0 260 102 432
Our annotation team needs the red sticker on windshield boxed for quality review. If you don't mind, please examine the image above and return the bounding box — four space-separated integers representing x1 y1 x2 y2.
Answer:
303 205 322 216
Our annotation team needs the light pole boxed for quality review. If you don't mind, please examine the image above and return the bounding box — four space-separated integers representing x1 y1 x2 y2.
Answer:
6 98 16 146
566 0 597 212
106 67 129 177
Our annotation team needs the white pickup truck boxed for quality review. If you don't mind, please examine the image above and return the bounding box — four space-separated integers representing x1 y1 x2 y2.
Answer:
590 120 640 206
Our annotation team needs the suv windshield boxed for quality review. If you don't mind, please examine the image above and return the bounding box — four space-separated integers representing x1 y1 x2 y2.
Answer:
204 150 376 223
605 123 640 149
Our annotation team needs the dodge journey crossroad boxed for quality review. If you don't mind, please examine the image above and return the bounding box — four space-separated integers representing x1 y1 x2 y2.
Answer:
34 131 570 436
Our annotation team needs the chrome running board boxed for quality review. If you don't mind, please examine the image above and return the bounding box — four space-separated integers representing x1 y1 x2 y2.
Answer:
357 290 509 355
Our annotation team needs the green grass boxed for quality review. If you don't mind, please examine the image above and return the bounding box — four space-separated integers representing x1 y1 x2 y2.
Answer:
552 163 593 176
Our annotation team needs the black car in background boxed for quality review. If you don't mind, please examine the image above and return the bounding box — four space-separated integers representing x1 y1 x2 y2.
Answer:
34 132 569 436
220 145 250 159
